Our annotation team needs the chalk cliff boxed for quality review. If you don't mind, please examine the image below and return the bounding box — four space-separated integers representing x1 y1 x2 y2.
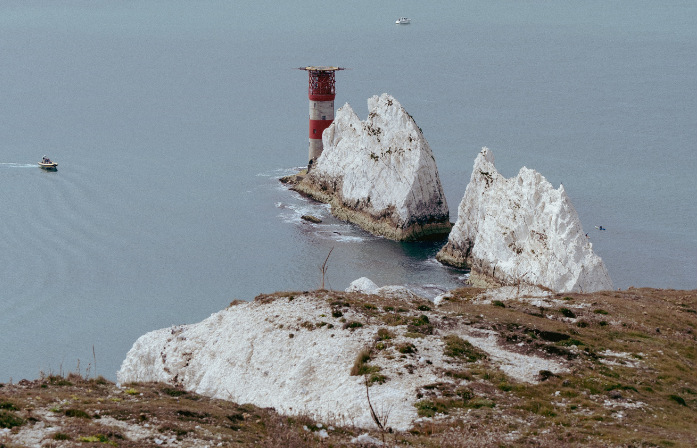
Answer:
117 290 569 430
293 94 450 241
437 148 613 293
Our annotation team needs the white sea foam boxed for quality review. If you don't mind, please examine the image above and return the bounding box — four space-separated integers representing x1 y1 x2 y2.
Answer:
0 163 35 168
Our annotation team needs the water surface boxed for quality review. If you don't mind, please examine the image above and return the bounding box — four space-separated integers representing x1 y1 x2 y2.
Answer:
1 1 695 381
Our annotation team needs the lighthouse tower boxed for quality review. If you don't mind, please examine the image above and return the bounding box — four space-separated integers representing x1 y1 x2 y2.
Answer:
299 66 345 170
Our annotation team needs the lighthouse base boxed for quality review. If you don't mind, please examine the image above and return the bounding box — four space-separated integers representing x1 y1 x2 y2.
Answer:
308 139 324 166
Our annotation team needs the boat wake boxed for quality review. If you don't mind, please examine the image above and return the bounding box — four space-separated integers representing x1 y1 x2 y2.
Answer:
0 163 36 169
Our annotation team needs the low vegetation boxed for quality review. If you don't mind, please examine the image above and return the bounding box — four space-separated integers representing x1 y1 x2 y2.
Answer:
2 287 696 447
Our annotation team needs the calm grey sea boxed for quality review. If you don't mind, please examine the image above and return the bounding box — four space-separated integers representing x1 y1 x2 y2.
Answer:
1 1 695 381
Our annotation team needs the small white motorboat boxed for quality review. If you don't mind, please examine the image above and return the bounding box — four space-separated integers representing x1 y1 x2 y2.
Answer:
396 17 411 24
39 156 58 169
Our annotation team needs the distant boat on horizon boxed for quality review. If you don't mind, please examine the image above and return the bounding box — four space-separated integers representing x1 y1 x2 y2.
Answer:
396 17 411 25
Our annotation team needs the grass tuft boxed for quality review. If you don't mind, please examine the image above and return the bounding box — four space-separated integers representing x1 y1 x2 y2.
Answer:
443 335 487 362
0 410 26 428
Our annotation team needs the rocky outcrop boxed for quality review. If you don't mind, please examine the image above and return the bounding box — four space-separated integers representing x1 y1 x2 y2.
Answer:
437 148 613 293
345 277 419 301
293 94 450 241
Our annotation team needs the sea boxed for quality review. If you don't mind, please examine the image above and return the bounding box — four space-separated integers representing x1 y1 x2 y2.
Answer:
1 1 695 382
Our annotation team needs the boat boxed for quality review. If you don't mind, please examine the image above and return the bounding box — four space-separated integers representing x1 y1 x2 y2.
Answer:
396 17 411 24
39 156 58 169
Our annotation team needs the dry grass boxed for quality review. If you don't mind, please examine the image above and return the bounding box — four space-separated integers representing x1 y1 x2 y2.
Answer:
2 287 696 447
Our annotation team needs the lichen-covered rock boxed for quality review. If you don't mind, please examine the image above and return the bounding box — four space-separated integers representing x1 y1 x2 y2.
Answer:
437 148 613 293
293 93 450 241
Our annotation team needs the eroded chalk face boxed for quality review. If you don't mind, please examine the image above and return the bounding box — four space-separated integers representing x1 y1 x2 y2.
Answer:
294 93 451 241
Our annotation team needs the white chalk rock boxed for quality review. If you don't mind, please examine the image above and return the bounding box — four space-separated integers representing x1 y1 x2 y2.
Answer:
351 433 383 445
345 278 419 301
345 277 379 294
437 148 613 293
294 93 450 241
117 295 423 430
118 291 570 431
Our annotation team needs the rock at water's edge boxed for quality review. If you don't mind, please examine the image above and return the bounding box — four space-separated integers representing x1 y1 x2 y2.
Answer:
293 93 450 241
437 147 613 293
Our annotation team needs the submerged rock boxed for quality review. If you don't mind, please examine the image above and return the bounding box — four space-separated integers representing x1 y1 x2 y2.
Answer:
293 93 450 241
301 214 322 223
437 148 613 293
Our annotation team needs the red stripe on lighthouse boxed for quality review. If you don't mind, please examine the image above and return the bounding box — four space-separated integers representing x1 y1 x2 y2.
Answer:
309 93 336 102
309 119 333 139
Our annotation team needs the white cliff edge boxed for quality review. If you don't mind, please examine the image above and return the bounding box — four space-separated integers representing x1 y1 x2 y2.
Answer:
437 147 613 293
293 93 450 241
118 288 569 430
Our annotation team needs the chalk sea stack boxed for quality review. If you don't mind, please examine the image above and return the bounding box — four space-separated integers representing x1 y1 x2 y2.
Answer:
293 94 450 241
437 148 613 293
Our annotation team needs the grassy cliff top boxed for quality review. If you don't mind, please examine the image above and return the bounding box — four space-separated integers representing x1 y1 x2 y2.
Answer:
1 286 696 447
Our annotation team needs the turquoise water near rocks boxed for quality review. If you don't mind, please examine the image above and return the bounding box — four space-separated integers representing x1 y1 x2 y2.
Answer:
1 1 695 381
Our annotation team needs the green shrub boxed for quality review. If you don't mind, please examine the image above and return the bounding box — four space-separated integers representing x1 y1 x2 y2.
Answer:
162 388 188 397
368 373 387 385
417 305 431 311
444 370 472 380
523 400 555 416
404 332 425 338
443 335 486 362
65 408 92 419
0 410 26 428
350 348 380 377
53 433 70 440
332 310 343 318
398 343 417 354
670 394 687 406
559 308 576 318
466 398 495 409
0 401 18 411
47 375 72 386
492 300 506 308
376 328 393 340
594 309 609 315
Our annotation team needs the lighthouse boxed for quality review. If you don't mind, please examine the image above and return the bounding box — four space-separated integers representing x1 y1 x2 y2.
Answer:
299 66 345 170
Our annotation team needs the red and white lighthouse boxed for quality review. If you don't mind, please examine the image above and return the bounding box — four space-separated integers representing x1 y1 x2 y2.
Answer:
299 66 345 169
